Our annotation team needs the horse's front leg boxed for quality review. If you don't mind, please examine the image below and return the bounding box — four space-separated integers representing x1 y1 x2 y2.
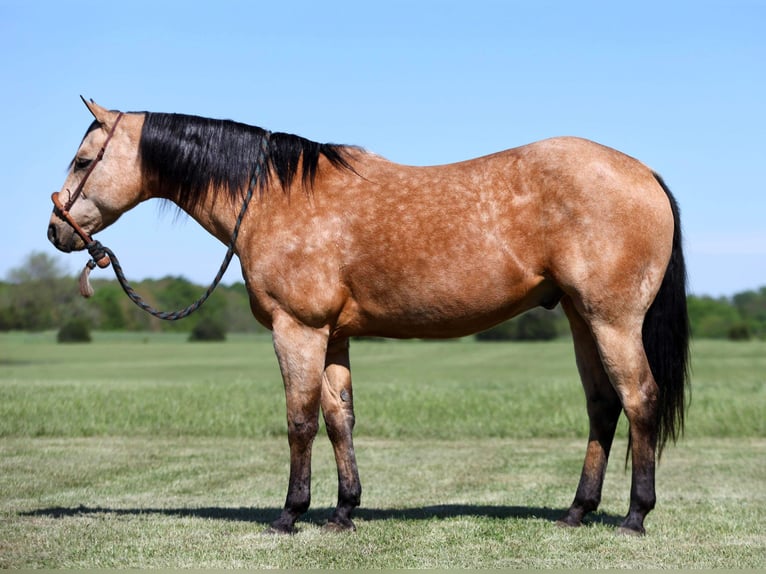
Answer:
268 313 329 534
321 338 361 531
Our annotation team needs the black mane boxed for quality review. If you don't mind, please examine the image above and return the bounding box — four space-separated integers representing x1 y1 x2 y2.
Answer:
138 112 356 213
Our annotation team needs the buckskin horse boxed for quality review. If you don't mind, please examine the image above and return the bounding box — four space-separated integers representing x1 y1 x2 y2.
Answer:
48 98 689 535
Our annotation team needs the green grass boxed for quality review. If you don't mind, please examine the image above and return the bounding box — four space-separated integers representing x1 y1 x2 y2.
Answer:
0 333 764 568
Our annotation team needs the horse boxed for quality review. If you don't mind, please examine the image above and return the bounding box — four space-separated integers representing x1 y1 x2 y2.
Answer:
48 98 690 536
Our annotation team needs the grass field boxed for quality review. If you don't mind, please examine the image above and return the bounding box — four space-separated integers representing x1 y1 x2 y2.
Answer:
1 332 764 568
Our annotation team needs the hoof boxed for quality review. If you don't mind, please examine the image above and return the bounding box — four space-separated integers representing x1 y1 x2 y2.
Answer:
555 518 581 528
616 525 645 537
555 513 583 528
263 523 295 535
323 518 356 533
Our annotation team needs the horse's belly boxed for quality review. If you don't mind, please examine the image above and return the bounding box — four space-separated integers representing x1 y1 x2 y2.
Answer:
337 261 555 339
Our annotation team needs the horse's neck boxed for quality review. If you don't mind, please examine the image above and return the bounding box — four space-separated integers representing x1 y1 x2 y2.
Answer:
178 189 243 247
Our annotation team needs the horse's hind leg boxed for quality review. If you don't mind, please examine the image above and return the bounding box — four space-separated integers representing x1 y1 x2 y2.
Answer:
320 338 362 531
558 296 622 528
588 317 660 535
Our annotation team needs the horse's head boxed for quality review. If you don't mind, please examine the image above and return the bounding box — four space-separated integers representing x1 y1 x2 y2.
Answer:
48 98 146 253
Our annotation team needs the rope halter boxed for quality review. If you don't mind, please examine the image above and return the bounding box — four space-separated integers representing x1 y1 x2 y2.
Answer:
51 111 261 320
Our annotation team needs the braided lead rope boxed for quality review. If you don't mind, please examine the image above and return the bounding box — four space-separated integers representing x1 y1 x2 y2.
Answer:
84 168 259 321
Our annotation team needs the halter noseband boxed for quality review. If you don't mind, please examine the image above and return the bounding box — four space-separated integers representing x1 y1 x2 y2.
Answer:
51 112 124 268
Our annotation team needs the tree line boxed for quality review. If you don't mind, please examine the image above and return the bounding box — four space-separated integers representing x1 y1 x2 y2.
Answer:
1 252 764 341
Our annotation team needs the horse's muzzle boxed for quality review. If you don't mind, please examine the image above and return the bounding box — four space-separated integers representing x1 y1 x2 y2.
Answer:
47 222 58 246
47 217 80 253
49 192 93 252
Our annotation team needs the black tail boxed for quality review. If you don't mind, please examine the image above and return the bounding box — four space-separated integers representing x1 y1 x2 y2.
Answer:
641 172 691 459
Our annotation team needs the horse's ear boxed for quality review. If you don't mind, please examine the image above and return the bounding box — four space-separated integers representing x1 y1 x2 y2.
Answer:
80 96 111 125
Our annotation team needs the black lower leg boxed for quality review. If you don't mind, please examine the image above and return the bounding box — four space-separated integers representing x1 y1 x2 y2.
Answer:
619 450 656 535
269 417 318 534
326 471 361 530
559 397 621 527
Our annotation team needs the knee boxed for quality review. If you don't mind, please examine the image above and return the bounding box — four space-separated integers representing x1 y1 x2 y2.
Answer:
288 416 319 445
286 488 311 515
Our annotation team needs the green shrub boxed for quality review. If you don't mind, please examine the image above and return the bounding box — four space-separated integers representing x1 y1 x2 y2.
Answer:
477 309 558 341
57 319 92 343
728 322 752 341
188 317 227 342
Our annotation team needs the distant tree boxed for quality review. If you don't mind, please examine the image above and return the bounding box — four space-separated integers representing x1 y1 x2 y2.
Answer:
143 276 226 333
0 282 20 330
687 295 744 339
477 308 559 341
1 252 79 330
217 282 266 333
732 287 766 339
515 309 558 341
476 320 515 341
24 250 766 343
6 251 69 284
152 277 198 332
91 283 126 330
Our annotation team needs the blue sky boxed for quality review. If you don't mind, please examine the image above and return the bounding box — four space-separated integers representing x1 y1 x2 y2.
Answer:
2 0 764 296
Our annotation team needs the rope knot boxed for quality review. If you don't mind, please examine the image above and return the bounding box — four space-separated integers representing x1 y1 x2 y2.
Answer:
86 240 111 269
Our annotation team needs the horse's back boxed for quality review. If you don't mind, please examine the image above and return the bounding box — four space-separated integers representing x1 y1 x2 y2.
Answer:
326 146 552 337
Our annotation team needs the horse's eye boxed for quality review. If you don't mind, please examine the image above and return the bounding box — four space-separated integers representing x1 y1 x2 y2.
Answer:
74 157 93 171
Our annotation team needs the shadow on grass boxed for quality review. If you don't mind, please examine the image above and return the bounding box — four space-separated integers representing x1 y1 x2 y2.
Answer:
21 504 622 528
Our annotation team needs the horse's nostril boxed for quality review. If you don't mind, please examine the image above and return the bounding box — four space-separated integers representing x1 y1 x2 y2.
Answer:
47 224 57 244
